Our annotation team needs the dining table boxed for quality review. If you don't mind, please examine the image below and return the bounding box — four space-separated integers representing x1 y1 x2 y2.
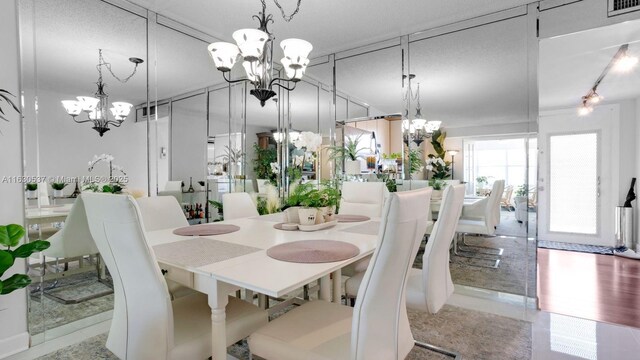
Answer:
145 212 380 360
25 203 73 225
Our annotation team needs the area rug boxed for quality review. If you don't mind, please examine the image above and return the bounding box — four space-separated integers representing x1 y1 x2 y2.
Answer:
537 240 613 255
414 235 537 297
34 305 531 360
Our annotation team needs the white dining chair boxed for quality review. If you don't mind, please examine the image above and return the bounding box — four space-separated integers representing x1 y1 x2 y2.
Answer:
158 180 183 204
455 179 505 267
339 181 389 218
82 192 268 360
40 196 106 302
136 196 189 232
405 184 465 359
248 188 430 360
223 192 259 220
136 195 192 299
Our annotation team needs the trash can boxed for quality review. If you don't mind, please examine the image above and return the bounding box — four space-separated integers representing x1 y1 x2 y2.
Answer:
615 206 634 251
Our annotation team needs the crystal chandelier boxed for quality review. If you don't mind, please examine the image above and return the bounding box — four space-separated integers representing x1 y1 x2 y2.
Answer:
402 74 441 146
207 0 312 107
61 49 143 137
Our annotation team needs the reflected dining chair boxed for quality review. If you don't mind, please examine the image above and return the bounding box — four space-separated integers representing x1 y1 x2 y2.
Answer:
339 181 389 218
38 181 50 206
41 196 107 303
158 181 183 204
339 181 390 277
405 184 465 359
248 188 430 360
455 179 505 268
500 185 514 211
136 195 193 299
223 192 259 220
82 193 268 360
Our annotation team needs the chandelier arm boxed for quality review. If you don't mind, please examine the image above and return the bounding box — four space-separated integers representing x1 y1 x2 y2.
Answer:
223 71 253 85
106 120 125 127
269 78 297 91
72 116 95 124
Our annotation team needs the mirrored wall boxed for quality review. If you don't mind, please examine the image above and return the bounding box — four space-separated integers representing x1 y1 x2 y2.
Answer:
19 0 538 346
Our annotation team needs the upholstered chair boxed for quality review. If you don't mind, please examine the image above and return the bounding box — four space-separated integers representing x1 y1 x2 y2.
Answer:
339 181 389 218
41 196 102 293
136 196 189 232
405 184 465 358
82 193 268 360
248 188 431 360
158 181 183 204
454 180 505 267
223 192 259 220
136 195 192 299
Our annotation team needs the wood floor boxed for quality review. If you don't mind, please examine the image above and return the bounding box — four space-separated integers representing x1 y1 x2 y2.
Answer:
538 248 640 328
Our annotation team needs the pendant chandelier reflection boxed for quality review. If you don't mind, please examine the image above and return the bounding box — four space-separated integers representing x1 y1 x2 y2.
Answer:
402 74 441 146
61 49 142 137
207 0 312 107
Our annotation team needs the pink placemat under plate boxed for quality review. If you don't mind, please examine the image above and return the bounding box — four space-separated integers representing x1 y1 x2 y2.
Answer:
336 214 370 223
273 223 299 231
267 240 360 263
173 224 240 236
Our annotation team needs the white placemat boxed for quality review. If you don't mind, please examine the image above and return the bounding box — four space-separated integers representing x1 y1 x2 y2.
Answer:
341 221 381 236
153 237 260 268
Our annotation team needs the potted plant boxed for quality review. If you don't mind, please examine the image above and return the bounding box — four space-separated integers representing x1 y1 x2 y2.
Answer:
0 224 50 296
282 182 314 223
428 178 446 199
329 133 367 175
408 148 424 178
25 183 37 198
51 182 67 198
320 182 341 222
299 189 324 225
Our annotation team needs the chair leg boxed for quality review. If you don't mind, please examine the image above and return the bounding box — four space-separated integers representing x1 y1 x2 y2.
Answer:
452 234 501 269
415 340 461 359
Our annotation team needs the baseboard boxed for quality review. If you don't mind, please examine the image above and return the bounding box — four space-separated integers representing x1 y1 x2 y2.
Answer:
0 332 29 359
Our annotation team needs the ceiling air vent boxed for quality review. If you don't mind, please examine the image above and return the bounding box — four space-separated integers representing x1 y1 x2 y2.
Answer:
609 0 640 16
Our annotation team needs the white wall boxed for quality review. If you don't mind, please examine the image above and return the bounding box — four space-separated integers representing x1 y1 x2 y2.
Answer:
0 1 30 358
617 99 638 206
24 88 148 195
636 98 640 244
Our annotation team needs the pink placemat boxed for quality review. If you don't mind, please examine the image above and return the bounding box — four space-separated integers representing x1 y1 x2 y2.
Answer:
267 240 360 263
336 214 370 223
273 223 298 231
173 224 240 236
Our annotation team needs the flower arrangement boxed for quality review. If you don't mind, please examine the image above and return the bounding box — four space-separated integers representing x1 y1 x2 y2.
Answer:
84 154 127 194
253 182 281 215
425 155 450 180
428 178 446 190
289 132 322 184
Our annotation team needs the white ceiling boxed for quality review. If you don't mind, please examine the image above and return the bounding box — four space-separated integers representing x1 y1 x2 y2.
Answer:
127 0 532 57
540 19 640 110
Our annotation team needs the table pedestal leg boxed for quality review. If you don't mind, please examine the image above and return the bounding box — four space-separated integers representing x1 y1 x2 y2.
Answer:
208 282 230 360
331 270 341 303
319 274 331 301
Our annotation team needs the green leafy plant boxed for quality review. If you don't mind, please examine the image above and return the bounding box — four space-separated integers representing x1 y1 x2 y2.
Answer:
0 224 50 295
252 143 278 184
476 176 488 186
430 129 447 159
377 174 397 192
208 200 224 221
0 89 20 123
218 145 245 164
284 182 315 209
51 182 67 191
328 133 368 162
408 148 423 174
428 178 446 190
382 152 402 160
25 183 37 191
515 184 527 197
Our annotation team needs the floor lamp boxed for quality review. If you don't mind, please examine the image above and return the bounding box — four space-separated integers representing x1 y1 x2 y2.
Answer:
446 150 459 179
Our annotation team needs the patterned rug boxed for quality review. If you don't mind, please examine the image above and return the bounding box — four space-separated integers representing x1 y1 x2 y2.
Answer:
34 304 531 360
414 235 537 297
537 240 613 255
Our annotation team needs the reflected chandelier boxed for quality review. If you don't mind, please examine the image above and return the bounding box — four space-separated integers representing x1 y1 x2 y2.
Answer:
402 74 441 146
207 0 312 107
61 49 143 137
